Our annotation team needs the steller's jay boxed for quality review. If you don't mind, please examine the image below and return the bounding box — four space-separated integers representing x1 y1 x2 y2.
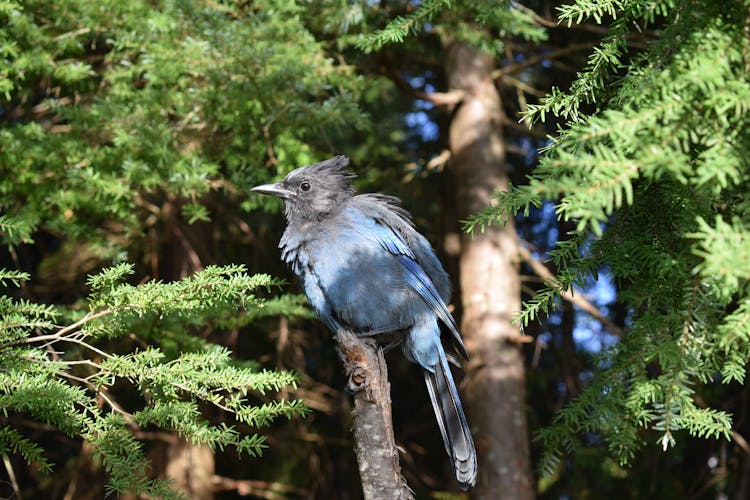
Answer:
252 155 477 489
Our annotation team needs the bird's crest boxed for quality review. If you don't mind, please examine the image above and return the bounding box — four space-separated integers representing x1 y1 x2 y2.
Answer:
287 155 356 192
268 155 357 223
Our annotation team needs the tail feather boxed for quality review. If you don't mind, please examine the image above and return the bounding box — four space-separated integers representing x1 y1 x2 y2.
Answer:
424 352 477 490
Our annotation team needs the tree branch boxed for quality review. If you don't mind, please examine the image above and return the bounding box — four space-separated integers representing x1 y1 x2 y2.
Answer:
500 74 546 97
383 66 464 106
501 116 549 140
518 244 623 336
210 475 309 497
334 330 413 500
492 42 594 79
2 453 22 500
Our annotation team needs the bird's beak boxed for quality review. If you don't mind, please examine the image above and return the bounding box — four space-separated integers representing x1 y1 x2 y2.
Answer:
251 182 294 199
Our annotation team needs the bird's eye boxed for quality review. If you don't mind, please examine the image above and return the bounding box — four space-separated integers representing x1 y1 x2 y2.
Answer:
300 181 311 192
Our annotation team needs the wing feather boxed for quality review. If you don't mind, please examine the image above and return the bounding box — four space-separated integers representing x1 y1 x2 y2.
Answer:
344 199 468 361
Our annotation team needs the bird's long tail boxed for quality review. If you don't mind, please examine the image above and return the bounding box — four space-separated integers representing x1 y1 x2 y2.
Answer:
423 349 477 490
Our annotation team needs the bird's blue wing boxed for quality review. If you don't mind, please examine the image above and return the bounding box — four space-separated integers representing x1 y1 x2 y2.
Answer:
396 254 468 360
350 206 468 360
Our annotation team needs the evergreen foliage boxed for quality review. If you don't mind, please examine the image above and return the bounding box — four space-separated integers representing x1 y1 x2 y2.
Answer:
1 0 363 496
357 0 546 53
6 0 749 495
467 0 750 478
0 0 369 256
0 237 308 496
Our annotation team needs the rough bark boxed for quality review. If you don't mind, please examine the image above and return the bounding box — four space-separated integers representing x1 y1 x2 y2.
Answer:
446 41 534 499
335 330 413 500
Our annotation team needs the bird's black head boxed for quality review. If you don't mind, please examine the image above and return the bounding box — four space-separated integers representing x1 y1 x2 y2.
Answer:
251 155 356 223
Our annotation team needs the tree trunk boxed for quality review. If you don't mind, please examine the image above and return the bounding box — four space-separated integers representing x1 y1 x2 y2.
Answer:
165 439 215 500
446 41 534 500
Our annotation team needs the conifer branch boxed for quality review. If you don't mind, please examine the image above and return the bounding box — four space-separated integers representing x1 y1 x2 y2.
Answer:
0 264 307 497
356 0 452 52
478 0 749 474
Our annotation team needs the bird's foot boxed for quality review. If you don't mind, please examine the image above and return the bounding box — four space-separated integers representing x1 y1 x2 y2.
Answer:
380 339 401 354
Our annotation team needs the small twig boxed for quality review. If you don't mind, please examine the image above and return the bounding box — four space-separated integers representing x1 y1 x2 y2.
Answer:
426 149 451 171
55 308 116 337
505 44 528 114
16 355 101 373
2 453 22 500
56 359 103 369
98 388 138 428
33 333 112 359
492 42 594 79
501 74 546 98
506 144 529 157
1 307 133 358
523 8 559 28
52 27 91 42
173 106 201 133
733 431 750 455
501 116 549 140
260 125 278 167
518 244 624 336
53 370 138 427
383 65 464 106
171 381 236 414
276 316 290 401
210 475 309 498
132 430 177 442
62 458 79 500
507 5 656 47
173 224 204 272
531 335 548 369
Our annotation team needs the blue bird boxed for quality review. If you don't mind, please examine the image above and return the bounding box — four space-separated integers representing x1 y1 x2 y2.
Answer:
252 155 477 489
